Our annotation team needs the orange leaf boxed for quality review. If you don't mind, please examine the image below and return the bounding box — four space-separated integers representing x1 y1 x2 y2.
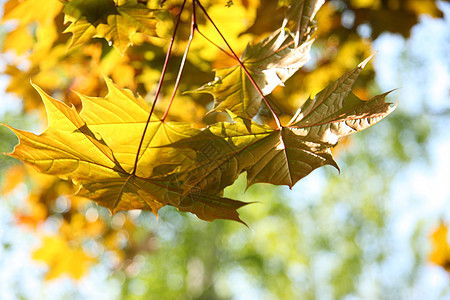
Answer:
429 222 450 271
1 165 26 194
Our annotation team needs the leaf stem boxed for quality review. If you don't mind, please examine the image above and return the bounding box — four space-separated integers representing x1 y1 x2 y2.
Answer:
132 0 187 175
195 0 282 128
161 0 197 121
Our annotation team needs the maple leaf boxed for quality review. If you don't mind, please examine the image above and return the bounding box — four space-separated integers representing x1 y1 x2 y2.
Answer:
33 235 96 280
172 57 396 192
192 0 324 119
193 30 314 119
1 0 63 56
3 78 248 223
63 0 158 53
1 0 397 225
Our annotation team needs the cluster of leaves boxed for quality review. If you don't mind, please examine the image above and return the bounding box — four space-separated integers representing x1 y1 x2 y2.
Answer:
0 0 446 284
3 0 395 225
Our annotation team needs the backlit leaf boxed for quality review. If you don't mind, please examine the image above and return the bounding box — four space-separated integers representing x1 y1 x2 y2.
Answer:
2 1 400 226
287 56 396 145
173 58 395 191
63 0 158 53
194 0 324 119
4 79 248 223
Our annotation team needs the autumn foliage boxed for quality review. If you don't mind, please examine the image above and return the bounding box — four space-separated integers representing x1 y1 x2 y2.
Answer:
2 0 395 224
0 0 446 284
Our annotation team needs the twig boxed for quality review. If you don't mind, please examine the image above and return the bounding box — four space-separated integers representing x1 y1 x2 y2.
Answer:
133 0 187 175
162 0 198 121
195 0 282 128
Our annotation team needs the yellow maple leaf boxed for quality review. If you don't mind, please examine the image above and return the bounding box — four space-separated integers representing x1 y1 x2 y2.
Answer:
4 78 248 223
33 235 96 280
63 0 158 54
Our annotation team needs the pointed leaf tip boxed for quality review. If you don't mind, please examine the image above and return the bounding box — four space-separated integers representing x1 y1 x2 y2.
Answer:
358 53 377 69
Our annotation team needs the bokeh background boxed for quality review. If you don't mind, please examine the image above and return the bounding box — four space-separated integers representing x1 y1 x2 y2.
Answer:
1 0 450 299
